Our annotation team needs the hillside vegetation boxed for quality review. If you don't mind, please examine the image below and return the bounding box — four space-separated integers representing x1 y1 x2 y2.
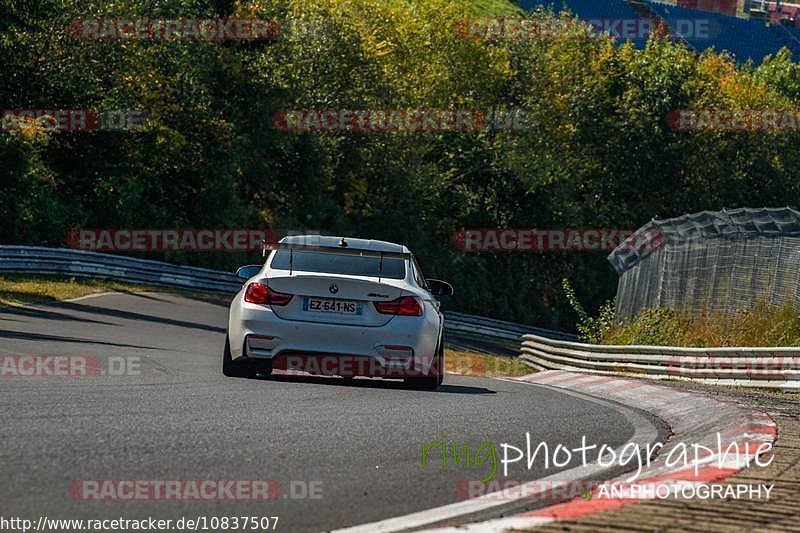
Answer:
602 305 800 347
3 0 800 329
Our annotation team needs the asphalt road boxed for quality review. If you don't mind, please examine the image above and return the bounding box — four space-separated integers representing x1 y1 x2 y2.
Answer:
0 292 648 532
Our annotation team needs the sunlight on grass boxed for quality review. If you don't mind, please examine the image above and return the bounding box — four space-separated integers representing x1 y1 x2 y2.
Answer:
0 274 226 307
602 304 800 347
445 348 533 377
468 0 522 16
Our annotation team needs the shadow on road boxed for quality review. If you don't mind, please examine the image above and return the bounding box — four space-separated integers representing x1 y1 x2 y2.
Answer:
121 290 233 308
0 329 160 349
48 301 226 334
235 373 496 395
0 305 116 326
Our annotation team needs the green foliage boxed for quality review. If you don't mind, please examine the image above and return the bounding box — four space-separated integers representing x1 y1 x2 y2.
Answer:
562 277 588 321
603 307 685 346
562 278 616 342
603 305 800 347
2 0 800 330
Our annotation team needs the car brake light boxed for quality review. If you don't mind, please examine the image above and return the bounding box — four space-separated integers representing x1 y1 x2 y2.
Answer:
244 282 293 306
373 296 423 316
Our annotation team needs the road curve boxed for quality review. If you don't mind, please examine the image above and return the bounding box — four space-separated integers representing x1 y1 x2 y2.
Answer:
0 292 651 532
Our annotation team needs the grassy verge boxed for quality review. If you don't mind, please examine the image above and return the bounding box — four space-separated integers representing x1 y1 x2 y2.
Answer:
468 0 522 16
444 329 522 351
602 304 800 347
444 348 533 377
0 274 231 307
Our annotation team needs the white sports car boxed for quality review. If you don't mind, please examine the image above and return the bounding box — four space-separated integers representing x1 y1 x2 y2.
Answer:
223 235 453 389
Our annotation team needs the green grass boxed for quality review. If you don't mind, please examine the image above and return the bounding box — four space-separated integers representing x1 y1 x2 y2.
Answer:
602 304 800 347
0 274 230 307
445 348 534 377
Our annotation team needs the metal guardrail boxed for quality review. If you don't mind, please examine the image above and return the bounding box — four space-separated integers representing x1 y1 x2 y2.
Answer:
521 333 800 389
0 245 572 341
0 246 242 293
443 311 577 342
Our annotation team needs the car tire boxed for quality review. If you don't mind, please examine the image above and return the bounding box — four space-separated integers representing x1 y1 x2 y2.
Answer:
222 335 272 378
406 344 443 391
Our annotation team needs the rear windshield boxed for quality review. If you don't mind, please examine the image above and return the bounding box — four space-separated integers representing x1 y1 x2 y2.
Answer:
270 250 406 279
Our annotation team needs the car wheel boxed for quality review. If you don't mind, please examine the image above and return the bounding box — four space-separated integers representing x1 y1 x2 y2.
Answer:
222 335 271 378
406 344 443 390
256 361 273 377
436 348 445 386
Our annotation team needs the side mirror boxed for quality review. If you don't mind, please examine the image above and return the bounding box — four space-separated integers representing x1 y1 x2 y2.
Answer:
427 279 454 297
235 265 262 280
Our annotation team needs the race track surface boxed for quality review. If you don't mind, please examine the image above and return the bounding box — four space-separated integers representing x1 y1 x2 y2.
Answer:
0 293 644 532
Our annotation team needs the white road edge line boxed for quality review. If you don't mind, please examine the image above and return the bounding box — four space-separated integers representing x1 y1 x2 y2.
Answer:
331 377 661 533
428 515 554 532
62 291 123 303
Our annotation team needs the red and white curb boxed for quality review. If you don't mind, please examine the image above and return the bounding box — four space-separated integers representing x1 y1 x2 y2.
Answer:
430 371 777 531
334 371 776 532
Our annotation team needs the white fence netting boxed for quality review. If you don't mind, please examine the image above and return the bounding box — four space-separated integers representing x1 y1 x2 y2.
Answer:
609 207 800 321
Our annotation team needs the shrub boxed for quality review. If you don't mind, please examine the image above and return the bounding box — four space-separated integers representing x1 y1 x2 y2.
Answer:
603 303 800 347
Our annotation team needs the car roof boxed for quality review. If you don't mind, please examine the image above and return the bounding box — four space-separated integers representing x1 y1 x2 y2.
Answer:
279 235 410 255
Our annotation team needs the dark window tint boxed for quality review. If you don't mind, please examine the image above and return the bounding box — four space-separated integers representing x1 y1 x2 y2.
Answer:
270 251 406 279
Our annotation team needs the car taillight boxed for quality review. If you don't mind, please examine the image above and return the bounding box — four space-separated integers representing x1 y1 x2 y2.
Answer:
373 296 423 316
244 282 293 306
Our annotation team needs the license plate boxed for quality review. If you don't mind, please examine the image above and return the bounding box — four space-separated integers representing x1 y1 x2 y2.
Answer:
303 297 363 315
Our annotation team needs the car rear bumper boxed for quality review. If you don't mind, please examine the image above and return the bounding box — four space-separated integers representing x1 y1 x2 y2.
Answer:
228 299 440 375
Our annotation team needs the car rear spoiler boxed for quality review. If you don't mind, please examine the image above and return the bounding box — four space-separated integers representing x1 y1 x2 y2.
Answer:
262 241 411 260
263 240 411 280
